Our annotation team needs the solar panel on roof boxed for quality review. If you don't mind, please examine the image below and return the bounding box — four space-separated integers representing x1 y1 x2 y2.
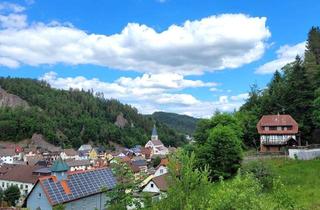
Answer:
41 168 117 205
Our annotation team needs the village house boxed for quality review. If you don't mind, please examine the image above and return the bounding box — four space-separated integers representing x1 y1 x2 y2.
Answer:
142 173 169 201
77 144 93 160
141 147 152 161
154 159 169 177
88 148 98 160
65 159 92 171
25 158 117 210
60 148 79 160
0 164 40 197
78 144 92 151
257 114 299 152
131 159 148 173
145 126 169 156
0 148 17 164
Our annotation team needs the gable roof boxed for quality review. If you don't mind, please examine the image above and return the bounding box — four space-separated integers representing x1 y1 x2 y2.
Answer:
151 140 164 146
65 159 91 167
0 148 15 156
78 144 92 151
156 159 169 170
32 167 117 206
132 159 147 167
257 114 299 134
63 149 77 156
152 173 169 192
0 164 39 184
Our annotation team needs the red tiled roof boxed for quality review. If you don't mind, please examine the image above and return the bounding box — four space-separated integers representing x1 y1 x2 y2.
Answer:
141 147 152 158
257 114 298 134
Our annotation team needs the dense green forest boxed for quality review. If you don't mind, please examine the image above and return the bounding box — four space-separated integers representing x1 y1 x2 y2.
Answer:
238 26 320 147
0 78 186 148
150 111 199 135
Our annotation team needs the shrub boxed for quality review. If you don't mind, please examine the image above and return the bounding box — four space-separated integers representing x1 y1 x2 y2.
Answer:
241 161 275 191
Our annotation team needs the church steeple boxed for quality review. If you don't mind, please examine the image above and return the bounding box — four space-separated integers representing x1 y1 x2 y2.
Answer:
51 157 69 181
151 125 158 141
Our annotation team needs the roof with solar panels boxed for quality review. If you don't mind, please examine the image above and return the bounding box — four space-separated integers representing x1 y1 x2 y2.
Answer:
26 167 117 206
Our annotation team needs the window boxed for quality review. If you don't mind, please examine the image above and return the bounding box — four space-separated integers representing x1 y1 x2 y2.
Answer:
160 169 163 174
25 185 28 189
2 182 4 188
38 193 42 198
20 184 23 189
269 126 277 131
151 183 154 188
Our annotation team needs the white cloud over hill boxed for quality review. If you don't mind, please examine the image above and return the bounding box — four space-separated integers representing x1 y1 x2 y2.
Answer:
41 72 248 118
256 42 306 74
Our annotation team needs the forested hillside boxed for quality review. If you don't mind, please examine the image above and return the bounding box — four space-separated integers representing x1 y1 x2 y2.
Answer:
151 112 199 135
0 78 186 148
238 26 320 146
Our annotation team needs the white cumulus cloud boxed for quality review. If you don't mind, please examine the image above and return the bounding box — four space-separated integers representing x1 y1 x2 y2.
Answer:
256 42 306 74
0 9 271 75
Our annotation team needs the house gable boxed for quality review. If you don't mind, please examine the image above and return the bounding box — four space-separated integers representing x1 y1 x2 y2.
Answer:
142 180 160 193
27 182 52 210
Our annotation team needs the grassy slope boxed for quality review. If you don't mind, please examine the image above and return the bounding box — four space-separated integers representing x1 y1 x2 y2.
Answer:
265 158 320 209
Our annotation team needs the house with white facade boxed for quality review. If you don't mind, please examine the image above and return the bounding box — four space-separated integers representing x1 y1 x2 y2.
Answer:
145 126 169 156
60 148 79 160
142 173 169 201
0 164 39 197
0 148 17 164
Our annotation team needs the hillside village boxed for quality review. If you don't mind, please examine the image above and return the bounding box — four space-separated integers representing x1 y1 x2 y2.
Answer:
1 1 320 210
0 112 319 209
0 126 175 209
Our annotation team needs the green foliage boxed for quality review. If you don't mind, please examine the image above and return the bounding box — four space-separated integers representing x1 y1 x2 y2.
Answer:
4 185 20 206
193 118 211 144
196 125 243 179
105 159 144 210
209 174 265 210
241 49 318 144
0 78 186 148
151 111 199 135
239 26 320 145
264 158 320 209
241 161 275 191
152 156 161 168
148 151 297 210
151 151 213 210
53 204 66 210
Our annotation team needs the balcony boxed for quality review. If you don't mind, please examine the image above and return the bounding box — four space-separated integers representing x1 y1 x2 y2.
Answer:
261 139 288 145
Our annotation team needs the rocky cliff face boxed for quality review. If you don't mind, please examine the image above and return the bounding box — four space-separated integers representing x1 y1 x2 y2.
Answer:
114 112 128 128
0 87 29 108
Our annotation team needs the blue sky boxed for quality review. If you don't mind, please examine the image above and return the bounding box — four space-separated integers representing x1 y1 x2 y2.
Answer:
0 0 318 117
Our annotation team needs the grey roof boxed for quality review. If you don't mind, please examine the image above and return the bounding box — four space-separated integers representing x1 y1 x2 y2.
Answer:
38 168 117 205
132 159 147 167
65 159 91 167
78 144 92 151
152 125 158 136
33 167 51 174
